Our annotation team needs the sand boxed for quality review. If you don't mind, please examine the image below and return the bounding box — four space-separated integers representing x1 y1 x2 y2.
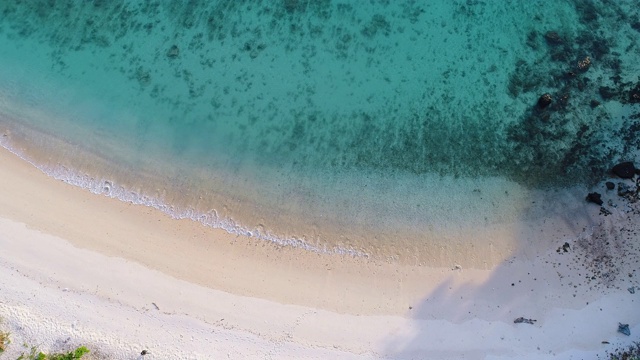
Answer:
1 145 639 359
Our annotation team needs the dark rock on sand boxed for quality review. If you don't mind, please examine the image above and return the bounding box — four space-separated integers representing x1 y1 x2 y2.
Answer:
537 93 553 109
606 181 615 190
629 287 636 294
514 317 537 325
612 162 635 179
562 242 570 252
590 99 600 108
618 323 631 336
586 192 603 205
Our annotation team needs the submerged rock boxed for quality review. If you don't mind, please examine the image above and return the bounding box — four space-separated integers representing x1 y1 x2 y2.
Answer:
554 93 570 109
586 192 603 205
630 82 640 103
612 162 636 179
618 323 631 336
599 86 617 100
629 287 636 294
544 31 563 46
537 93 553 109
167 45 179 59
606 181 615 190
577 56 591 72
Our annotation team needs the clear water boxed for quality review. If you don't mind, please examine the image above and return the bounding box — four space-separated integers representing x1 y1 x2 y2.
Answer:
1 1 639 262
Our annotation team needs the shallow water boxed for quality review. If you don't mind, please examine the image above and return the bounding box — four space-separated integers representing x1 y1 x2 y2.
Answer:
1 1 639 262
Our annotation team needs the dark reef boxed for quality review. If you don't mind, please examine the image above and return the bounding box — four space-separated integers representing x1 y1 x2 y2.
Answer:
0 1 638 188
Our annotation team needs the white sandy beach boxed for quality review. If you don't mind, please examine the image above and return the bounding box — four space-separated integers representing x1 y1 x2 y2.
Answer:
1 146 639 359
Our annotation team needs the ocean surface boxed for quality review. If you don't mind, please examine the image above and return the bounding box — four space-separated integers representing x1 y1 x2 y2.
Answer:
1 1 639 263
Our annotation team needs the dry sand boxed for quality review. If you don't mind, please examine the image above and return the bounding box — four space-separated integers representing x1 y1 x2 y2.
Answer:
1 146 639 359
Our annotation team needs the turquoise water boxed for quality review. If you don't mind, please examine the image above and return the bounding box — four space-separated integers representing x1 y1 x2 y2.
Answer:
1 1 639 261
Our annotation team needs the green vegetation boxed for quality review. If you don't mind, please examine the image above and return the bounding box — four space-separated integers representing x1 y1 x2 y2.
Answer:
610 342 640 360
17 346 90 360
0 331 10 352
0 317 89 360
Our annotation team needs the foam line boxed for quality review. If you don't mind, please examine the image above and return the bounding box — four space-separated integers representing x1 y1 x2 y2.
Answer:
0 139 368 258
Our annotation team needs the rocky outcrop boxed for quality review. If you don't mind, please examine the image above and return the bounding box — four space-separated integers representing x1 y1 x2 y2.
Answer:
586 192 603 205
612 162 635 179
537 93 553 109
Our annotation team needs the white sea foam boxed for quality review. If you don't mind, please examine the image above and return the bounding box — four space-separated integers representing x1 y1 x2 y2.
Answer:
0 140 368 258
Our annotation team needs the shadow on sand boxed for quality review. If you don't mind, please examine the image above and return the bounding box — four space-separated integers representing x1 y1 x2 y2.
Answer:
381 184 640 359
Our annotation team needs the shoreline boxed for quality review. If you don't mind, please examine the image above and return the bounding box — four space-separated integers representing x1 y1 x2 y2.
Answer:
1 146 639 358
0 144 446 316
0 121 613 269
0 120 524 267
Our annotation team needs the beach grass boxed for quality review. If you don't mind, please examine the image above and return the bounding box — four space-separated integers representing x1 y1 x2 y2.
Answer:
0 330 9 352
0 317 89 360
16 346 90 360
